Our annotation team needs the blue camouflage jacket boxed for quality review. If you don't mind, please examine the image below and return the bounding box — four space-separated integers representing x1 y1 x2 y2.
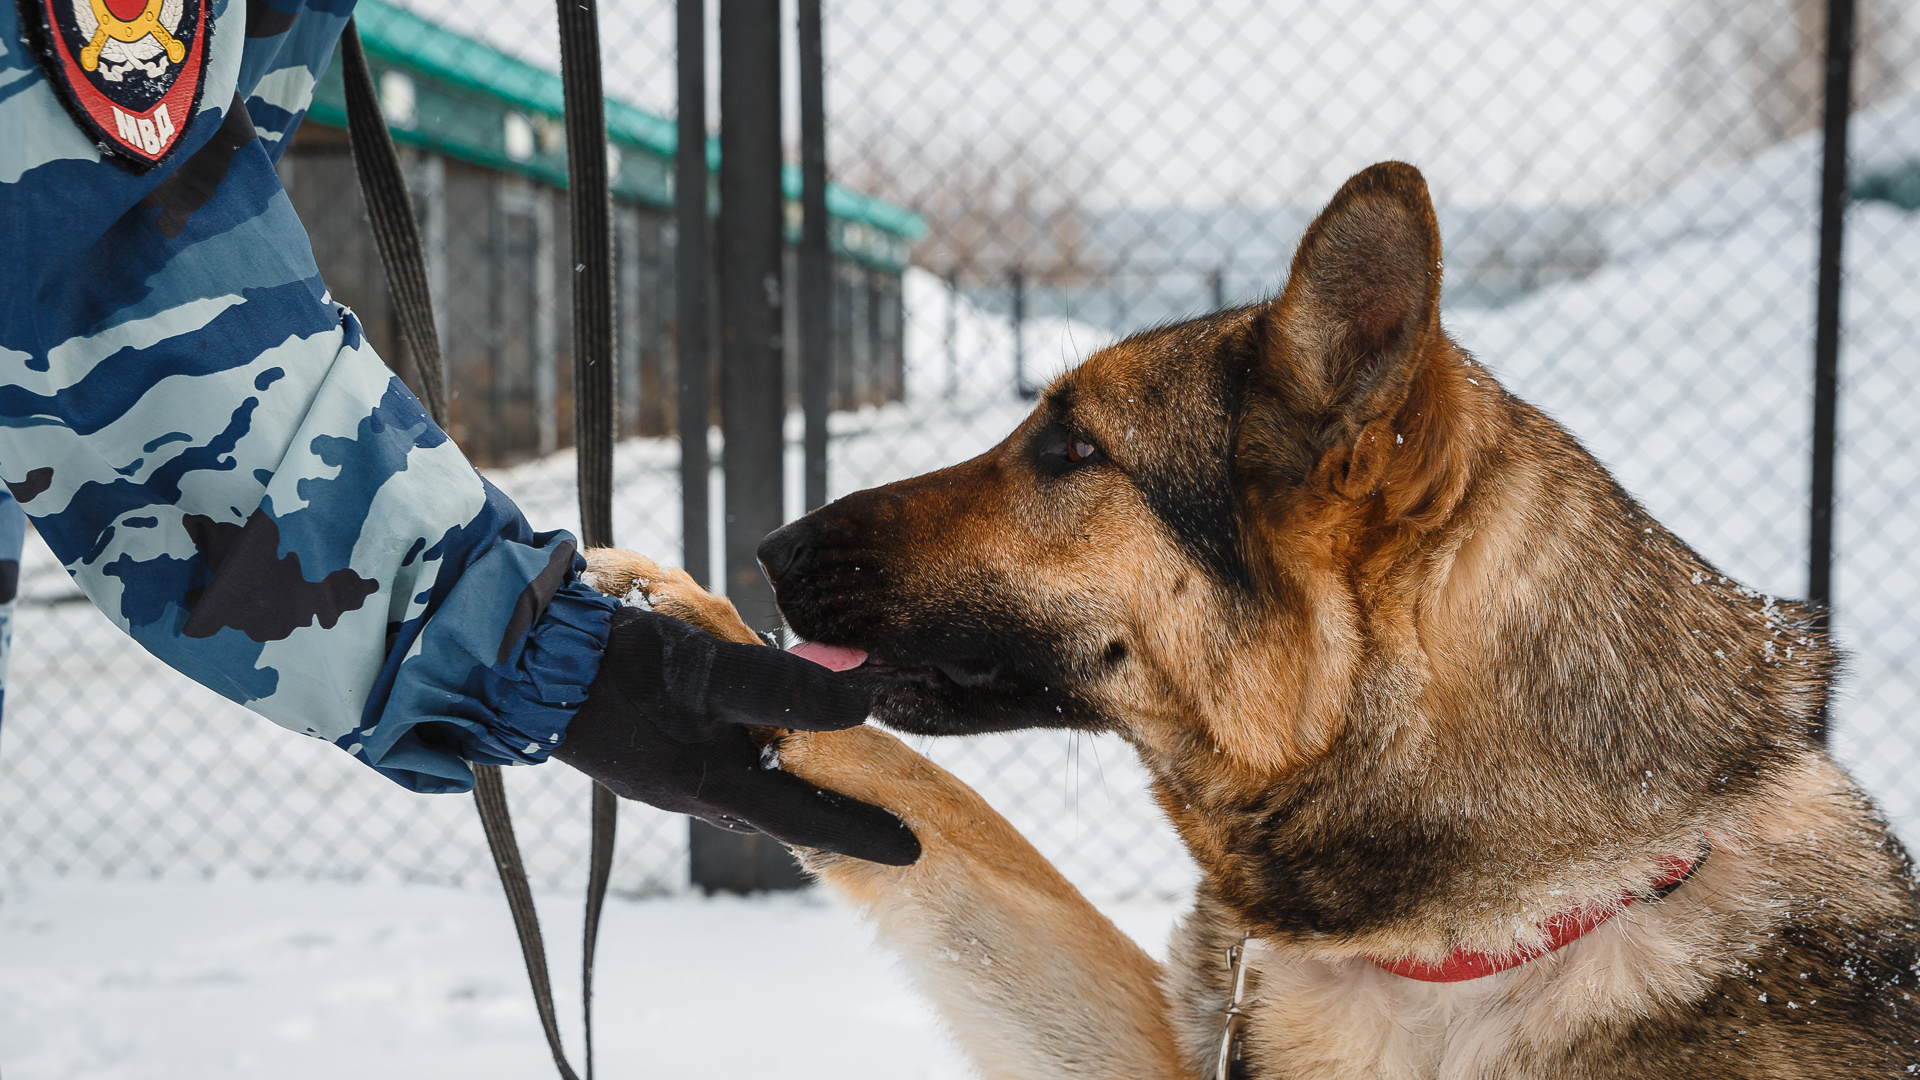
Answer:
0 0 619 791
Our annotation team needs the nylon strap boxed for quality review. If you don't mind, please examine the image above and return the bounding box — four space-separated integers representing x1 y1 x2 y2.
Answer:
341 18 616 1080
472 763 585 1080
339 21 446 422
551 0 620 1072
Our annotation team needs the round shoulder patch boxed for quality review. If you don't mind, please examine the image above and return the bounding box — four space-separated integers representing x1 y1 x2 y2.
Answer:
15 0 213 173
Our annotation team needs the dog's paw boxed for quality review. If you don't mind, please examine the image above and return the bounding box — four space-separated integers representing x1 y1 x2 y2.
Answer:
580 547 761 646
773 725 991 886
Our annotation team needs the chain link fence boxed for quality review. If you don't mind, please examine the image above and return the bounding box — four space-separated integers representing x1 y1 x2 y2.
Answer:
3 0 1918 904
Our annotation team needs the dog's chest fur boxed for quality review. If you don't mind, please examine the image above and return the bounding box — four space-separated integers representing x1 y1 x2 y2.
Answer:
1157 756 1920 1080
1162 889 1714 1080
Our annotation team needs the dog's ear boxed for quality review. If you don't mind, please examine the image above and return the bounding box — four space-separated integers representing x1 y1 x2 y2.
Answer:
1248 162 1442 450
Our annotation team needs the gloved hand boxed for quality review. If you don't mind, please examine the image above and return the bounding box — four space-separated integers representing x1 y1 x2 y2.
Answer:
554 606 921 865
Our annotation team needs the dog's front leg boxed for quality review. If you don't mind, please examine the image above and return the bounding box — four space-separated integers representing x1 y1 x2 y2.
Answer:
777 726 1190 1080
580 548 1186 1077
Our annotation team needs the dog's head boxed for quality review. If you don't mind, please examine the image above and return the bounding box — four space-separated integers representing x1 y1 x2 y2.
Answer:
763 162 1483 772
766 160 1835 946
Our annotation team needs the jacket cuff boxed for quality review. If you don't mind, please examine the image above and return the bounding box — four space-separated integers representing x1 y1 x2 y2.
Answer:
465 578 620 767
360 543 620 793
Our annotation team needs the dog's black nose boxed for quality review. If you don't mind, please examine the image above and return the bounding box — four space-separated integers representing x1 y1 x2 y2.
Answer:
757 521 813 586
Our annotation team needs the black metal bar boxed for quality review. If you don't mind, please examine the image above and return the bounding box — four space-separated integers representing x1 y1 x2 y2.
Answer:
1808 0 1855 742
1210 267 1226 312
1011 267 1030 399
696 0 806 893
943 265 959 400
676 0 711 587
1808 0 1856 611
798 0 830 512
718 0 784 628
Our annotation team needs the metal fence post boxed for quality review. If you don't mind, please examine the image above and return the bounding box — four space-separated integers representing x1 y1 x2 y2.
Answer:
799 0 830 513
675 0 711 588
717 0 784 644
1808 0 1856 744
692 0 806 893
1010 267 1029 399
943 265 959 401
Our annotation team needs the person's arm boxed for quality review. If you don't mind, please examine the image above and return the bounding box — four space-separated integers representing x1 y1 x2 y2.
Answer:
2 0 613 790
0 0 916 869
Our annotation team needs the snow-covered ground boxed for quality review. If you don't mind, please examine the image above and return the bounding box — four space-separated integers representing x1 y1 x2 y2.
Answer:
0 873 1180 1080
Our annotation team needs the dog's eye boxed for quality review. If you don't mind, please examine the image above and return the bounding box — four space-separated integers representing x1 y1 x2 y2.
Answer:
1037 422 1104 475
1066 432 1100 464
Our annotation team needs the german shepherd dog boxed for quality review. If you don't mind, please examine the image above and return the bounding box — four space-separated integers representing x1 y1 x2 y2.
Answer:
588 162 1920 1078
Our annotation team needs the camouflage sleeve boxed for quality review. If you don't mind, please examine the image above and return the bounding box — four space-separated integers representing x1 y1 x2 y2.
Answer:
0 0 620 792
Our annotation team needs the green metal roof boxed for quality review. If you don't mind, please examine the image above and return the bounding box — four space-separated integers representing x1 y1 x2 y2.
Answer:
1854 162 1920 212
305 0 926 270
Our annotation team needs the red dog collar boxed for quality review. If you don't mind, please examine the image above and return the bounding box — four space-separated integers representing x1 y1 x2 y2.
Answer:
1374 851 1704 983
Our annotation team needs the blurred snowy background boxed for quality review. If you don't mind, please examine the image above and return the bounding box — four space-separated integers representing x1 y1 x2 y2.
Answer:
5 0 1920 1076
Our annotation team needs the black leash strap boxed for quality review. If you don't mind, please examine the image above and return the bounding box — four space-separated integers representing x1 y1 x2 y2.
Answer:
552 0 619 1073
472 763 585 1080
341 18 617 1080
339 21 447 422
556 0 616 554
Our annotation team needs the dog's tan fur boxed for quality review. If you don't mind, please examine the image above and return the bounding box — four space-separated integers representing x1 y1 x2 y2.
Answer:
580 551 763 646
584 162 1920 1078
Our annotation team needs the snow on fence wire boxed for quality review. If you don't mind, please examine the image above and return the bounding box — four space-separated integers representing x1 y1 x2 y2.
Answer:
3 0 1919 904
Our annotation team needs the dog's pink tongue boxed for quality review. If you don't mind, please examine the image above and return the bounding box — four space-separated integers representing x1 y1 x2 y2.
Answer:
790 641 869 672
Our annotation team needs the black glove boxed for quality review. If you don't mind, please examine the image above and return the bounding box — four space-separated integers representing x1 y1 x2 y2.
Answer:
554 606 920 866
